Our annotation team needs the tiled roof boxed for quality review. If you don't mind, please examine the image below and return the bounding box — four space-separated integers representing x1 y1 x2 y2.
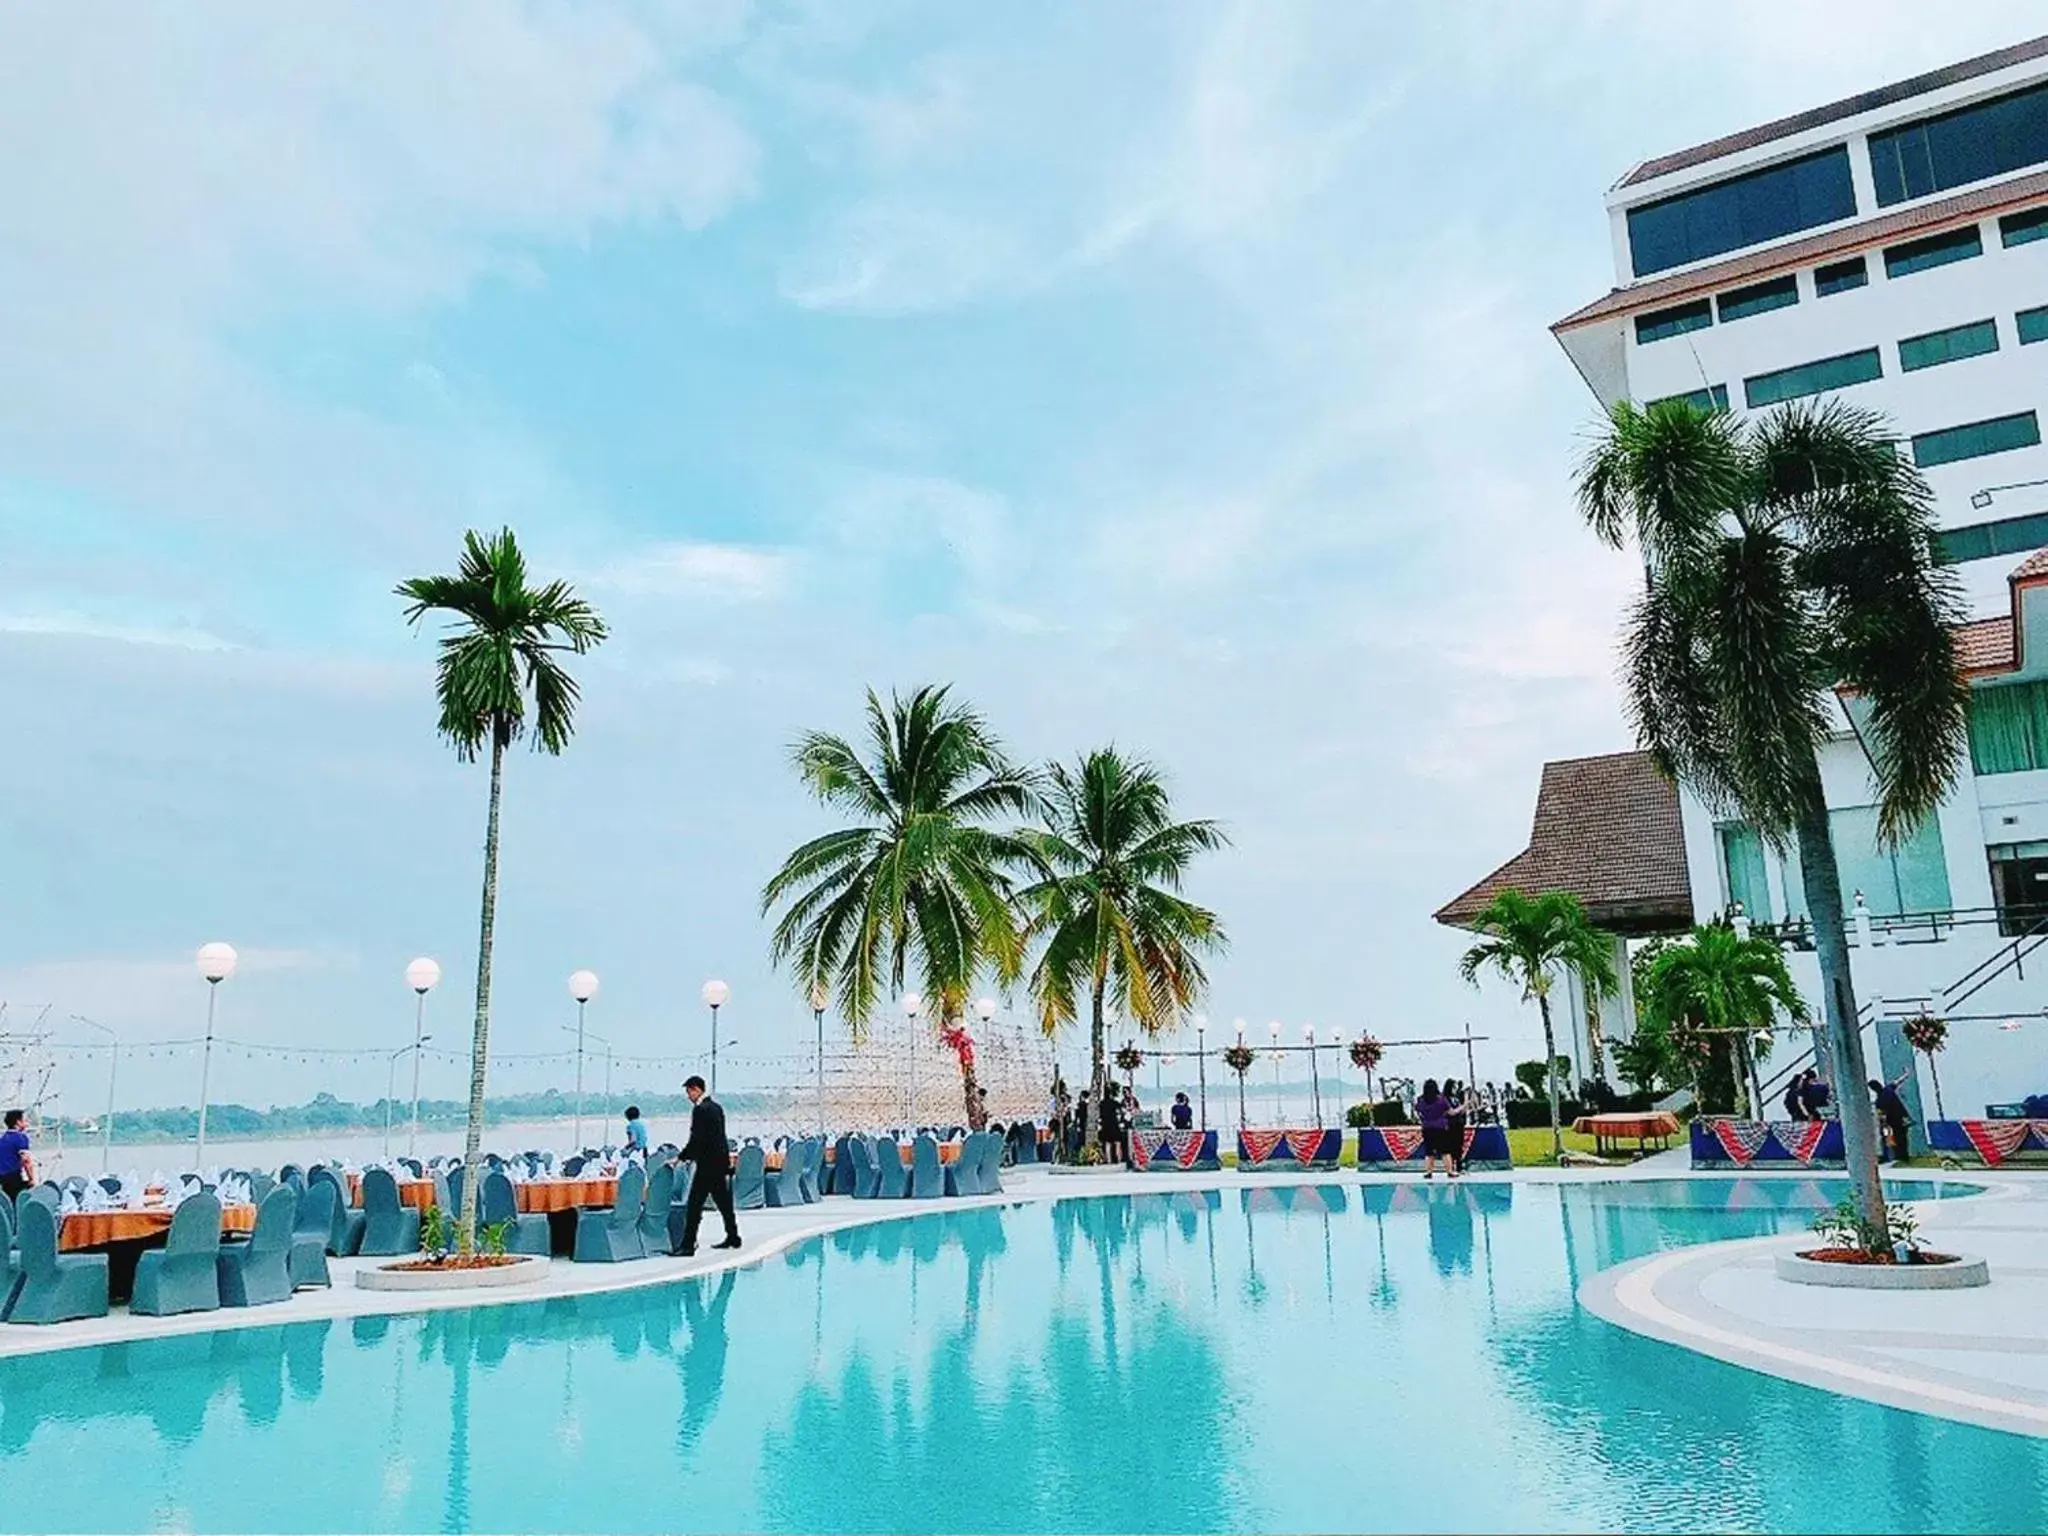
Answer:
1955 616 2017 675
1554 169 2048 333
2013 549 2048 584
1433 751 1693 936
1620 36 2048 188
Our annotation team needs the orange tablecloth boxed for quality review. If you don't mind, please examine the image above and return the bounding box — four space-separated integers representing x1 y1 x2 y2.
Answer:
60 1204 258 1252
1572 1112 1681 1144
514 1177 618 1214
896 1142 963 1166
345 1174 437 1213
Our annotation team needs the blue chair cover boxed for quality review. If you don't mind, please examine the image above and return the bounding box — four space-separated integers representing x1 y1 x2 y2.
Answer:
873 1136 909 1198
3 1198 109 1324
358 1168 423 1257
637 1161 678 1256
796 1139 822 1203
978 1129 1005 1194
845 1136 875 1199
573 1164 647 1263
218 1186 297 1307
289 1179 336 1290
132 1193 223 1317
945 1132 983 1197
731 1144 768 1210
481 1172 552 1255
764 1145 807 1208
910 1134 943 1199
309 1167 365 1257
667 1161 695 1254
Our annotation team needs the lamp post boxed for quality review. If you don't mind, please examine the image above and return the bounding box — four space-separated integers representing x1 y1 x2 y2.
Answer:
72 1016 118 1171
194 942 236 1164
901 992 924 1129
701 979 730 1094
404 957 440 1157
1304 1024 1321 1126
1267 1020 1283 1122
568 969 600 1150
811 982 832 1139
385 1038 431 1157
974 997 997 1128
1195 1015 1208 1129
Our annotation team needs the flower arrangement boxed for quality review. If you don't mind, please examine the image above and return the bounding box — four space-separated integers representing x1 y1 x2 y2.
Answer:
1222 1043 1256 1076
939 1024 977 1072
1348 1035 1384 1072
1902 1012 1948 1119
1114 1043 1143 1076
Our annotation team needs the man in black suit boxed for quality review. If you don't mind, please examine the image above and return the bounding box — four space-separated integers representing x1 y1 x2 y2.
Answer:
678 1075 741 1256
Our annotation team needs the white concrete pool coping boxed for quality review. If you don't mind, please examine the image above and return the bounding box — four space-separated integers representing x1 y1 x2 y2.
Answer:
10 1159 2047 1442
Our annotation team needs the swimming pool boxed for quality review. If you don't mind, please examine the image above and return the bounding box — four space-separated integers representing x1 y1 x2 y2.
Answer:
2 1177 2037 1533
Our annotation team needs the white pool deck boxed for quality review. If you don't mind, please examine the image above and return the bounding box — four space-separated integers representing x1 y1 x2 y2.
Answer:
8 1159 2047 1440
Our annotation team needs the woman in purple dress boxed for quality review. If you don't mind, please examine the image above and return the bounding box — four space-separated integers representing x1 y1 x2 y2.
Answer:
1416 1079 1457 1181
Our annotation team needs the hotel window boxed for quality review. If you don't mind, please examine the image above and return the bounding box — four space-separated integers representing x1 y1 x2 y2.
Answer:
1869 80 2048 207
1743 348 1883 409
2004 207 2048 248
2021 306 2048 346
1716 275 1799 323
1635 300 1712 345
1969 679 2048 774
1897 318 1999 372
1814 256 1869 296
1647 384 1730 412
1935 511 2048 564
1826 806 1951 918
1626 146 1857 277
1911 411 2041 469
1884 225 1984 278
1716 822 1773 923
1988 842 2048 935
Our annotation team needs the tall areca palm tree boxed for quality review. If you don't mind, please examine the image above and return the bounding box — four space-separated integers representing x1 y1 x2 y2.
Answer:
1639 921 1805 1116
1459 889 1617 1160
1578 397 1966 1239
398 528 606 1248
1017 750 1227 1145
760 685 1036 1127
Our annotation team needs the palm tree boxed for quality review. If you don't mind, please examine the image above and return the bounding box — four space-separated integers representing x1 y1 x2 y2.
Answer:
1017 750 1227 1147
1578 397 1965 1239
1639 921 1805 1116
760 685 1036 1128
397 528 606 1248
1459 889 1617 1160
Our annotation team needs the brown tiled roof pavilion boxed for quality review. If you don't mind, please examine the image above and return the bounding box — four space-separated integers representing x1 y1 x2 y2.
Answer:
1434 750 1693 936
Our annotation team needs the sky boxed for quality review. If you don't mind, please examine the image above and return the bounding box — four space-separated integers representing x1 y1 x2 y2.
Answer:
3 2 2043 1115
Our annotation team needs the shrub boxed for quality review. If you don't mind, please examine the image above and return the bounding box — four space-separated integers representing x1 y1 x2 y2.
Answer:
1506 1098 1588 1130
1370 1099 1412 1127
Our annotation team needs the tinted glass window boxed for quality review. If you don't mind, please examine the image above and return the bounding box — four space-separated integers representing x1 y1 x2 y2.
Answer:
1716 275 1799 323
1814 256 1868 296
1898 319 2000 372
1635 300 1712 345
2020 306 2048 345
1647 385 1730 412
1870 81 2048 207
2005 207 2048 247
1626 147 1857 276
1911 411 2042 469
1884 225 1984 278
1743 348 1883 409
1936 511 2048 564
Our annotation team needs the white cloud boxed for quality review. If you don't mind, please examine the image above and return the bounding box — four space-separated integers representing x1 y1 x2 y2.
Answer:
0 612 241 653
591 541 791 602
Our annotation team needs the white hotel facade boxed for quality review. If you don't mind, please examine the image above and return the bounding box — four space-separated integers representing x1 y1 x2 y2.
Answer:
1452 38 2048 1124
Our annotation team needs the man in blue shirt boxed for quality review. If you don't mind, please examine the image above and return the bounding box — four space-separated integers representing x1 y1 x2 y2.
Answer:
623 1105 650 1156
0 1109 35 1201
1170 1092 1194 1131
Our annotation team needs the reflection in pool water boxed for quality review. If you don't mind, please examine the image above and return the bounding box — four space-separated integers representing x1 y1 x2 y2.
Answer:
0 1177 2034 1533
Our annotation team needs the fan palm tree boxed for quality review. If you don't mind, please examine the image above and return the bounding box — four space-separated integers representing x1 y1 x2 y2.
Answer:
398 528 607 1248
1017 750 1227 1147
1459 889 1617 1160
1639 921 1804 1116
1578 396 1965 1239
760 685 1035 1128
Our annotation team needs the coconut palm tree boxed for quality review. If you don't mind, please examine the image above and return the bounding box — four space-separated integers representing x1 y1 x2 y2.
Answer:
1017 750 1227 1147
1578 397 1966 1239
1638 921 1804 1116
397 528 606 1248
760 685 1036 1128
1459 889 1617 1160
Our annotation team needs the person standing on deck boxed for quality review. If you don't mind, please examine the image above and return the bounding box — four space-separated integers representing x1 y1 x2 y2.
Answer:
677 1077 740 1257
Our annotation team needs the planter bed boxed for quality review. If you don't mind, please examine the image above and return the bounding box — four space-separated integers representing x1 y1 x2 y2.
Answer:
1775 1249 1989 1290
356 1254 548 1292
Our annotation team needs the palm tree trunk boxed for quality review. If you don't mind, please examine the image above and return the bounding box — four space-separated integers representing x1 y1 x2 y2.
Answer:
1536 989 1563 1161
1087 975 1107 1151
457 731 506 1253
951 1011 986 1131
1926 1053 1945 1120
1791 767 1888 1240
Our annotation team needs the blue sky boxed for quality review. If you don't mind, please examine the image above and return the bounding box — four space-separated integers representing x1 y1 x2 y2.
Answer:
3 2 2041 1112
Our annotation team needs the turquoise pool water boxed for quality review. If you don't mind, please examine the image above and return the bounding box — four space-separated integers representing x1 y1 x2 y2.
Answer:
1 1177 2037 1533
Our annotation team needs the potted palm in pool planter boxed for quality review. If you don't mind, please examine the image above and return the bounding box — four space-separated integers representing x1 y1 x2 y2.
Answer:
359 1210 548 1292
1774 1196 1987 1290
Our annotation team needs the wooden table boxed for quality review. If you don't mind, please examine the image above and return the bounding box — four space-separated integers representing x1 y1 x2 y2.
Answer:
59 1203 258 1252
1571 1111 1682 1158
513 1177 619 1214
345 1174 437 1213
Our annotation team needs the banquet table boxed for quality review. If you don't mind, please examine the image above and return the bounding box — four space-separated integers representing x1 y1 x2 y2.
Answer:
60 1203 258 1253
897 1142 963 1166
514 1177 620 1214
345 1174 437 1213
1571 1111 1681 1157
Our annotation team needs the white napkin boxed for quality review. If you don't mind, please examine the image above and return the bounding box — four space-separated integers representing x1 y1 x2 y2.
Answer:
83 1185 108 1211
60 1189 81 1214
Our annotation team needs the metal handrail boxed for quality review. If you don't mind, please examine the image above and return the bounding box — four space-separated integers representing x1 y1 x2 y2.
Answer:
1943 912 2048 1013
